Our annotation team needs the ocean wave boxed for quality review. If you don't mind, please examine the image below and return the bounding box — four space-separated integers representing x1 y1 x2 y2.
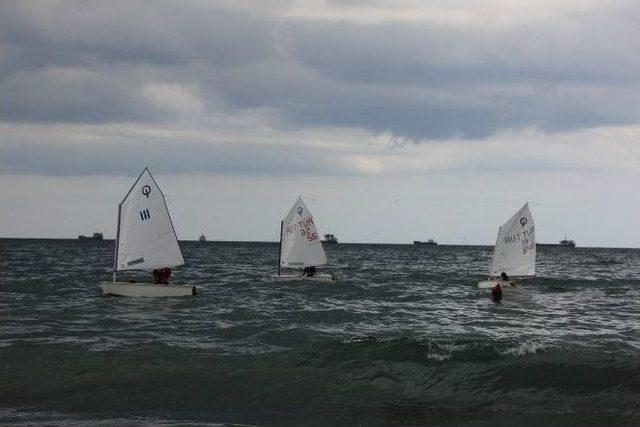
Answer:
2 339 639 425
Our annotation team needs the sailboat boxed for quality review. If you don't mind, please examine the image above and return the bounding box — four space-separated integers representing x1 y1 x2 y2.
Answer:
275 196 335 281
99 167 197 297
478 203 536 289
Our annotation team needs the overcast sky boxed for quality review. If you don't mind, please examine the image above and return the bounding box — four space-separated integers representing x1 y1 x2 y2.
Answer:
1 0 639 246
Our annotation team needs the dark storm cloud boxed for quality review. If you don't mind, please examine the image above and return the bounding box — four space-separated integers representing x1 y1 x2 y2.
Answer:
1 66 171 124
285 17 640 87
0 1 274 69
1 0 639 138
0 1 276 124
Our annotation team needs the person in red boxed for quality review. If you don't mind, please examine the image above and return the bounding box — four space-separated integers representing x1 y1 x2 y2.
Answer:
153 267 171 284
491 282 502 302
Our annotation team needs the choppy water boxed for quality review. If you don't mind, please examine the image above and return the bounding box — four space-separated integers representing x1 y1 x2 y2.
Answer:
1 239 639 426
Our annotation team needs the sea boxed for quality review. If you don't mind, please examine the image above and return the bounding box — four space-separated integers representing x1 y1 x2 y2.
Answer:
1 239 639 426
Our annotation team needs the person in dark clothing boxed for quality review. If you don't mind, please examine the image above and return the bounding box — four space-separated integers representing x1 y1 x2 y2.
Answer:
303 266 316 277
153 269 162 284
153 267 171 284
500 271 517 287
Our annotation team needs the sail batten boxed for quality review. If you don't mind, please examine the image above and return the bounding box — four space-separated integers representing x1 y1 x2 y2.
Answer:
279 196 327 269
490 203 536 277
115 168 184 271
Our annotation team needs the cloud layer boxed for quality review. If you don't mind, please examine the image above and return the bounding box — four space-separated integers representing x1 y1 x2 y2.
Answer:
2 0 639 144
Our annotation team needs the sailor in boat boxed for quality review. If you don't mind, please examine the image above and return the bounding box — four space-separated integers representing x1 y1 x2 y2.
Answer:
153 267 171 285
500 271 517 287
275 196 335 281
478 203 535 290
303 266 316 277
99 167 197 297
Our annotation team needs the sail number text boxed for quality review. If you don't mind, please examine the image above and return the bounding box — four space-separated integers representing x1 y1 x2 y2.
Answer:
503 226 536 255
286 217 319 242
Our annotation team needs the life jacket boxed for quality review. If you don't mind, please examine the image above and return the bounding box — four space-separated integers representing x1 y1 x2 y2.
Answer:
153 268 171 284
153 269 161 284
491 283 502 297
160 268 171 284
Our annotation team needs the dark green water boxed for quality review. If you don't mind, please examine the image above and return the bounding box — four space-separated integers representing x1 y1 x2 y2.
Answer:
1 239 639 426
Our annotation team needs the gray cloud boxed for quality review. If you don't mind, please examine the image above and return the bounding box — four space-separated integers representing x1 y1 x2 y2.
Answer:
0 1 275 69
0 137 347 176
1 0 639 140
1 66 171 123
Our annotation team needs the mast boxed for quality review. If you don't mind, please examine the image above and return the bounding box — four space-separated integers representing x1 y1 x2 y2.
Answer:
277 220 283 276
112 203 122 282
489 224 500 279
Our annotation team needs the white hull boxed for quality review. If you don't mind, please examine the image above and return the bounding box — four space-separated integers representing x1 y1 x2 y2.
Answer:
99 281 196 297
478 280 514 289
273 273 336 282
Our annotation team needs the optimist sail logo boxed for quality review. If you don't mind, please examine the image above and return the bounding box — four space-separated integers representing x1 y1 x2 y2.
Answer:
296 207 304 217
520 217 528 227
141 185 152 198
139 209 151 221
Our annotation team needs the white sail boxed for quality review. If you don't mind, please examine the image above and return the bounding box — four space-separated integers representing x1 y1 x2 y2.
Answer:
279 196 327 269
490 203 536 277
115 168 185 271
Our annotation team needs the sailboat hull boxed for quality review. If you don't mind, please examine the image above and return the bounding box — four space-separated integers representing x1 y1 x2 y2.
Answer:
99 282 196 297
478 280 514 289
273 273 336 282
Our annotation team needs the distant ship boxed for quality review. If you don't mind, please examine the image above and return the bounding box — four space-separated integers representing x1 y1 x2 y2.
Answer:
322 234 338 244
558 238 576 247
537 236 576 248
78 232 103 240
198 234 207 243
414 239 437 246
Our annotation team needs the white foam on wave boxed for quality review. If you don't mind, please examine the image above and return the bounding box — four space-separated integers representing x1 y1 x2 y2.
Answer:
425 352 451 361
499 338 548 356
423 341 469 361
